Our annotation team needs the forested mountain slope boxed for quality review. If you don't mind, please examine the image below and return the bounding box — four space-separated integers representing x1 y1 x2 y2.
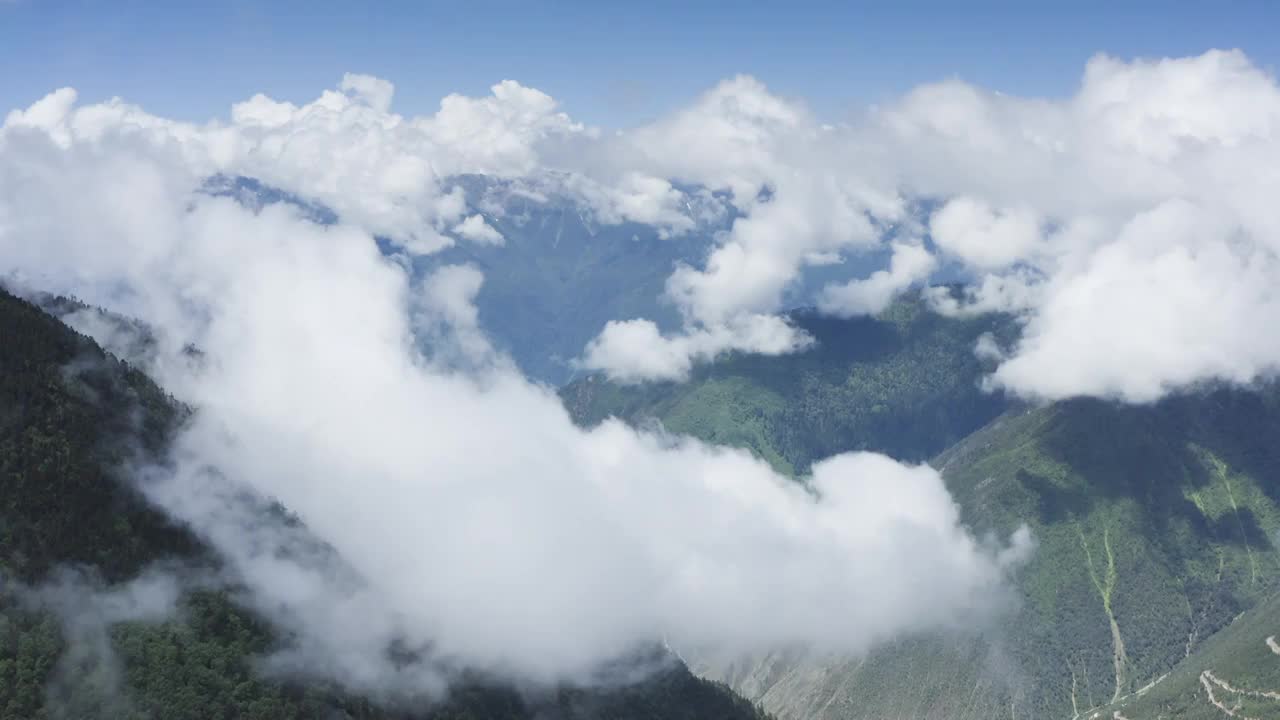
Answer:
1099 590 1280 719
0 288 768 720
563 295 1019 475
907 393 1280 719
565 301 1280 720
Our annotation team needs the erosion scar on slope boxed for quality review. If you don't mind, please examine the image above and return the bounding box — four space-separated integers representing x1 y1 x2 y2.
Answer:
1199 669 1280 720
1080 524 1128 704
1204 452 1259 586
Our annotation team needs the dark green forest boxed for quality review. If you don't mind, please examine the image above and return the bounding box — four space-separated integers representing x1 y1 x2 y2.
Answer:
0 287 769 720
563 296 1019 475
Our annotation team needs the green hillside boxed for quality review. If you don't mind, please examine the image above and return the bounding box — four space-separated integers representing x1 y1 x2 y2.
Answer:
689 399 1280 720
0 288 768 720
563 295 1019 475
1098 590 1280 719
928 394 1280 719
566 299 1280 720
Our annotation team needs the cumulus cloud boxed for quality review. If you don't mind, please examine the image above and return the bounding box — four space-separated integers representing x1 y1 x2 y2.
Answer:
583 49 1280 400
988 200 1280 402
340 72 396 113
420 79 585 176
4 87 79 135
0 98 1030 696
451 213 504 244
609 75 808 201
818 241 936 317
876 50 1280 400
575 77 906 376
12 53 1280 402
5 75 592 257
579 314 811 383
928 197 1041 270
558 171 702 236
925 270 1044 318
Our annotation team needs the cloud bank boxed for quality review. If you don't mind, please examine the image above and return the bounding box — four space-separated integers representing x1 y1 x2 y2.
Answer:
881 51 1280 401
12 50 1280 400
583 50 1280 398
0 96 1030 695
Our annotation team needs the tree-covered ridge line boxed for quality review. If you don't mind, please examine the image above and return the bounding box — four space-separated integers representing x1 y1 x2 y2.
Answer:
0 288 771 720
0 287 198 584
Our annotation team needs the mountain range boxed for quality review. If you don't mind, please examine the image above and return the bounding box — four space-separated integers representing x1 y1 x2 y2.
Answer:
7 178 1280 720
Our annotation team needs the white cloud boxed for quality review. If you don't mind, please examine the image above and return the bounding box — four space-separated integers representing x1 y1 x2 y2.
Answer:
929 197 1041 270
340 73 396 114
873 50 1280 400
413 263 504 369
576 77 905 371
1076 51 1280 162
0 99 1030 694
11 50 1280 402
989 200 1280 402
818 241 936 317
16 52 1280 402
579 314 811 383
609 75 807 202
560 172 700 237
972 332 1006 363
925 269 1043 317
574 48 1280 401
451 213 505 244
419 79 586 177
3 76 591 257
662 175 894 325
3 87 79 137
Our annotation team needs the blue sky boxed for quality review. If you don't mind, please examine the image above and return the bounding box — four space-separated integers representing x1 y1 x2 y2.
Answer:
3 0 1278 126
